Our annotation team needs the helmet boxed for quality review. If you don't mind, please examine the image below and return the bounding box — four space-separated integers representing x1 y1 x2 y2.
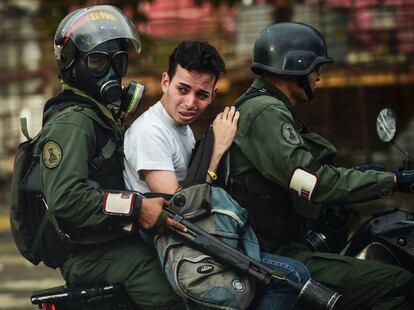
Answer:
53 5 142 105
54 5 141 71
251 22 333 76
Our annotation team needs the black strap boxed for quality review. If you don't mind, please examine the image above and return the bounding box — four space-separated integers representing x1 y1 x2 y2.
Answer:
88 138 118 174
237 86 309 133
142 192 173 200
234 87 267 109
31 212 49 256
297 76 314 101
181 126 215 188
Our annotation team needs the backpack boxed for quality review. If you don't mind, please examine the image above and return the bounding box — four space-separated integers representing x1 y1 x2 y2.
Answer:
10 102 117 268
10 115 73 268
153 183 261 310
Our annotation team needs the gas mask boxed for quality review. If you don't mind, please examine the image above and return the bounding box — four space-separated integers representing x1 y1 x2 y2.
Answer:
71 40 145 114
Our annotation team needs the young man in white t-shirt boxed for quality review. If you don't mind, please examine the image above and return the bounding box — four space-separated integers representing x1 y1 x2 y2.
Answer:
124 40 238 194
123 40 312 310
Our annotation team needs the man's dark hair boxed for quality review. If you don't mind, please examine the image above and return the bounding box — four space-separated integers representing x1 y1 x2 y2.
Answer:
167 40 225 82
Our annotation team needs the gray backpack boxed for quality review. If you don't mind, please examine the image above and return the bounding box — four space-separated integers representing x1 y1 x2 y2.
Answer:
154 183 261 310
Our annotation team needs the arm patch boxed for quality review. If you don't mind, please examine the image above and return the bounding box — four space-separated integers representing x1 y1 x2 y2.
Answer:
289 167 319 201
102 192 135 216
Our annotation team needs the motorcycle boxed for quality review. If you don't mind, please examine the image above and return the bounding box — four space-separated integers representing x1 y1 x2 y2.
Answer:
31 108 414 309
341 107 414 273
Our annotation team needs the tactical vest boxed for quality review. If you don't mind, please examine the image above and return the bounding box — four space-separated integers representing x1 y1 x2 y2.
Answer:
41 91 125 241
229 87 319 252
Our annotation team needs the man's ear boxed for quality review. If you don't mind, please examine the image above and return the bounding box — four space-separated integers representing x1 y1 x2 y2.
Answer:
161 72 169 92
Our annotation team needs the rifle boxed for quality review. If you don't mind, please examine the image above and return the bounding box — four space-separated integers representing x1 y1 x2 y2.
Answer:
165 206 342 310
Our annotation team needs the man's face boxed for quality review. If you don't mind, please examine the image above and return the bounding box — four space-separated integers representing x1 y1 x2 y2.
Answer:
307 65 322 92
290 65 322 104
160 64 217 125
73 40 127 104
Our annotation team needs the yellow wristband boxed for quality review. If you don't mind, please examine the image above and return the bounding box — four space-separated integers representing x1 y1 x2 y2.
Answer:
207 170 218 181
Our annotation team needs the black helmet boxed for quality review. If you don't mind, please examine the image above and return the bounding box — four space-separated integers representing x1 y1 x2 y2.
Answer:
251 22 333 76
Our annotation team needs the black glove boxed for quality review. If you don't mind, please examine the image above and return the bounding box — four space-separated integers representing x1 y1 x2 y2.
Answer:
354 164 385 173
394 170 414 192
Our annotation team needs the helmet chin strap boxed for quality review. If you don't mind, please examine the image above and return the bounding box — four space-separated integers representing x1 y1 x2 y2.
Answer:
297 76 314 101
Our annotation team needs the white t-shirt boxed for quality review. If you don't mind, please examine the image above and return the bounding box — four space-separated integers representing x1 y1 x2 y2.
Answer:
123 101 195 193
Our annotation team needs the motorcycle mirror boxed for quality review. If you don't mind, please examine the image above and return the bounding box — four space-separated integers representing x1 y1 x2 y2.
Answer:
376 108 397 143
376 108 411 169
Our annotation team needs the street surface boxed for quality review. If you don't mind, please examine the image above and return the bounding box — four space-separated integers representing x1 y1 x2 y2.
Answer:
0 182 64 310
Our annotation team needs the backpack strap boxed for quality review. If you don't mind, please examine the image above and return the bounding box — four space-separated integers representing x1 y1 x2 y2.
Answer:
89 138 118 174
233 87 268 109
20 118 31 141
30 212 49 255
181 127 215 188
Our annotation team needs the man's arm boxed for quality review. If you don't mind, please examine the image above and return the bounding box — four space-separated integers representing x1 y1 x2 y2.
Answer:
142 170 180 194
124 117 183 192
207 106 239 182
237 102 394 205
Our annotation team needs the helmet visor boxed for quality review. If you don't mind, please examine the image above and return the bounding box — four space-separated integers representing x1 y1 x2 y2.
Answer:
58 5 141 53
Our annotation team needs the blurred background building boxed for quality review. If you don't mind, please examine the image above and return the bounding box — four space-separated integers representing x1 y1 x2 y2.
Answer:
1 1 414 308
1 0 414 201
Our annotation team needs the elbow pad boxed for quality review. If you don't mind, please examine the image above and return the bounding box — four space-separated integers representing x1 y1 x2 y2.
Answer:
289 167 319 201
102 191 142 233
102 192 140 216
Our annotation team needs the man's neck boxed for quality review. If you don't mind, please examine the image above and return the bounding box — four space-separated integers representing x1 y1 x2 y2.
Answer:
260 74 298 106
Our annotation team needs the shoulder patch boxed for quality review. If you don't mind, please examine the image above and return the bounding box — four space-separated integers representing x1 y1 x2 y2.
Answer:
42 141 62 169
281 122 302 145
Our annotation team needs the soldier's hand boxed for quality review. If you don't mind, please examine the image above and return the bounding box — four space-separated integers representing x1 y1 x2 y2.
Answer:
139 197 186 233
394 170 414 192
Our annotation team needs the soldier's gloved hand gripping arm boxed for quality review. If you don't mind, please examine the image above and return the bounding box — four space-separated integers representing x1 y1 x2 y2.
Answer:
234 98 395 205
